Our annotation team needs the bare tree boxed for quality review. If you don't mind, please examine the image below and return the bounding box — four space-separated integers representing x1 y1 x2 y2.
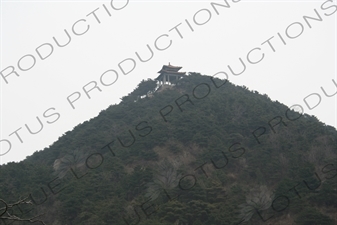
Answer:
145 159 182 201
237 185 274 222
53 148 87 178
0 197 46 224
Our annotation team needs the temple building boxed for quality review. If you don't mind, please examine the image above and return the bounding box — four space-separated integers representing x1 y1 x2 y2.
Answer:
155 63 186 86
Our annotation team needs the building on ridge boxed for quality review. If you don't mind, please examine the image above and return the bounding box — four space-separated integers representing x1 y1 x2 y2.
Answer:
155 63 186 86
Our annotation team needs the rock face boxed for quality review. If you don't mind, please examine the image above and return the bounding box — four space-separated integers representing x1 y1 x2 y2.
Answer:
0 73 336 225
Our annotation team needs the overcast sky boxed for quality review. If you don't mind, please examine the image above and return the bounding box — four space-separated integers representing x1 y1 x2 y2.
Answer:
1 0 336 165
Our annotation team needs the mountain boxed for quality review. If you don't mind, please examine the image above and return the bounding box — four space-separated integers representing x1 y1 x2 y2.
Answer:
1 72 336 225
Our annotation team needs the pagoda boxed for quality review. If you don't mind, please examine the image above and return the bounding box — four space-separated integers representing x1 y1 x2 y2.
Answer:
155 63 186 86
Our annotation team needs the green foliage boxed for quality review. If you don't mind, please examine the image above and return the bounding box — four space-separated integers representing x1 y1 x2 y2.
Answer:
1 73 336 224
121 79 157 103
309 179 337 207
295 207 334 225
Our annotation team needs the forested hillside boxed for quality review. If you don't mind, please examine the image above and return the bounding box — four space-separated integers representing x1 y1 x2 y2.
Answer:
1 73 336 225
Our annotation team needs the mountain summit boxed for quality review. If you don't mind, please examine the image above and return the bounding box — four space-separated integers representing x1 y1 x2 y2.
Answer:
1 72 336 225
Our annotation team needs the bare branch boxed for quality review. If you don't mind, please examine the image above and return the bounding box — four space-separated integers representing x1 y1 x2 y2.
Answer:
0 197 46 224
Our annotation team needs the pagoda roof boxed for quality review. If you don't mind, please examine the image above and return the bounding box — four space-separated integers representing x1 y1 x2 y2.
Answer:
155 63 186 81
158 64 183 73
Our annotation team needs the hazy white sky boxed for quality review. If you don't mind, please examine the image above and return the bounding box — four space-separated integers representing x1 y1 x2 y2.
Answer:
0 0 336 165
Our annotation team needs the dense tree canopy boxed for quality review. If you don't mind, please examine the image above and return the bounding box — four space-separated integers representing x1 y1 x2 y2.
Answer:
0 73 336 224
